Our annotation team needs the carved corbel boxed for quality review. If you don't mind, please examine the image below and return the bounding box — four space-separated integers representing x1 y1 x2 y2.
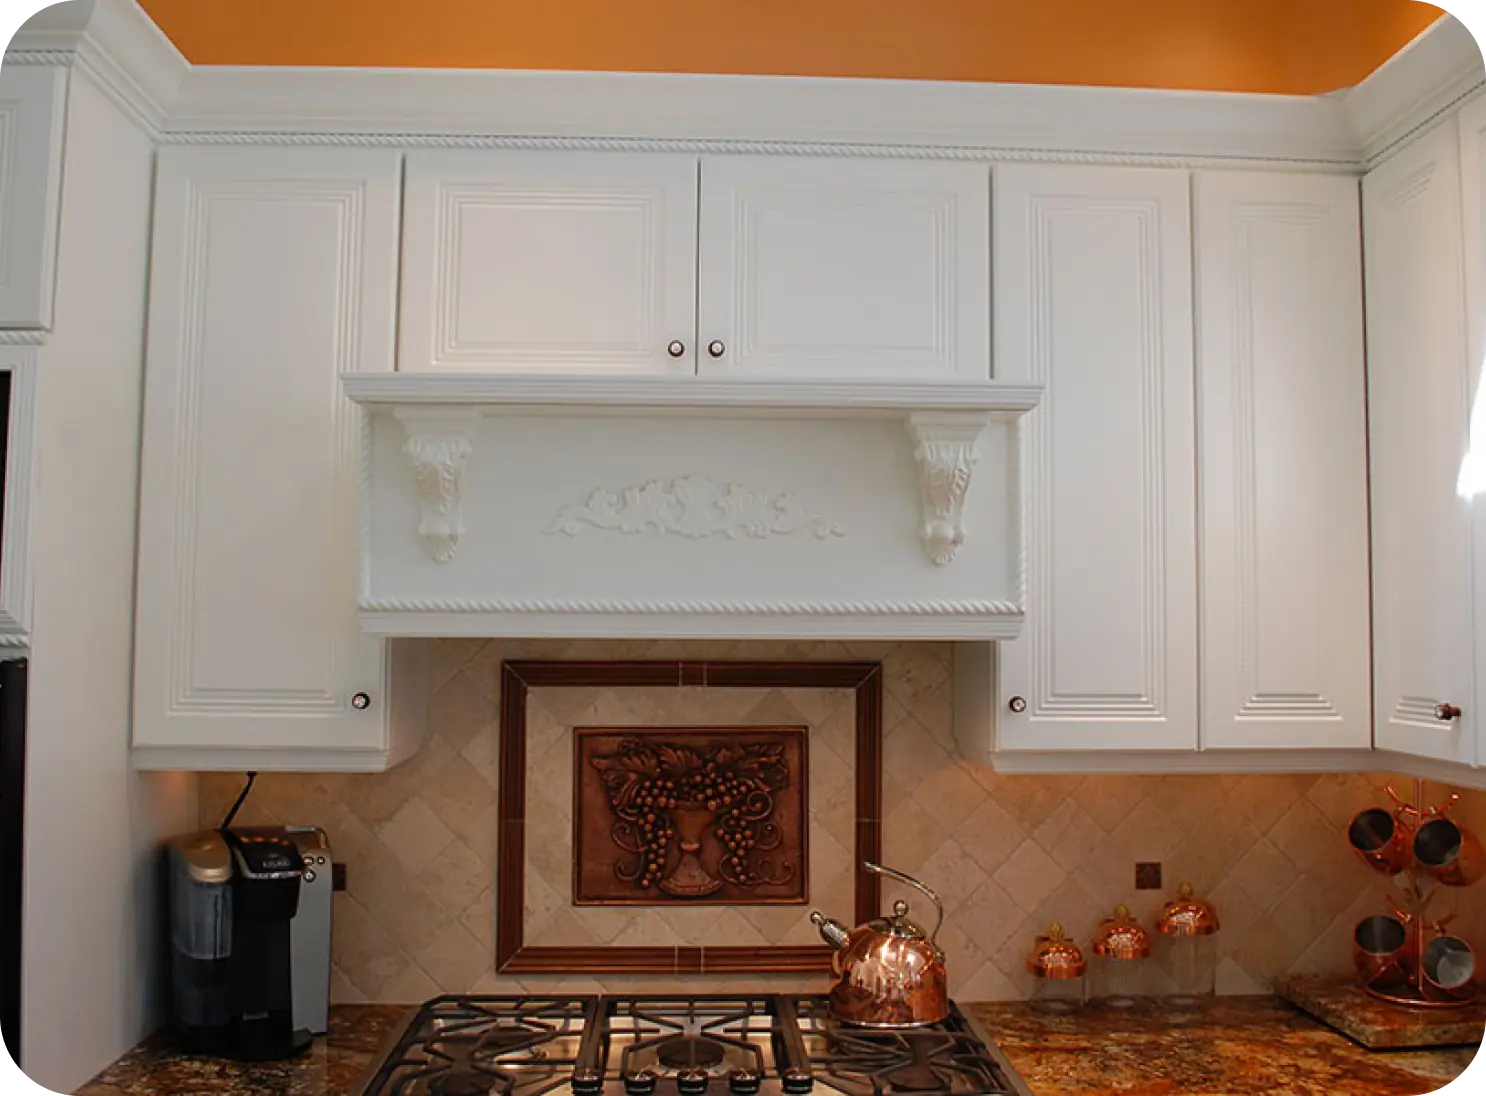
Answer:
906 411 988 565
393 407 483 564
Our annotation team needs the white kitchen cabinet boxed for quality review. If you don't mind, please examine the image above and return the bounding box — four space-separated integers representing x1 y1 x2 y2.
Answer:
0 346 36 647
992 163 1198 751
400 150 699 374
1194 171 1372 750
1365 121 1477 767
697 156 989 379
0 65 66 329
132 146 426 771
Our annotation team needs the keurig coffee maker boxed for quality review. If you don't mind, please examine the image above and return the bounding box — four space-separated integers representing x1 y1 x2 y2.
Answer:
167 823 330 1061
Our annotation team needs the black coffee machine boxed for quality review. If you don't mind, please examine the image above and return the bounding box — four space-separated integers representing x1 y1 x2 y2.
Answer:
167 825 314 1060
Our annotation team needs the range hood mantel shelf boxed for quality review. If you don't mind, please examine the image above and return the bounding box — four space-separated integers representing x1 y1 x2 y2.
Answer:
343 373 1040 641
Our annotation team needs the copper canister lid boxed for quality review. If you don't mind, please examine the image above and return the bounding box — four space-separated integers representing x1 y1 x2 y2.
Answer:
1158 882 1220 937
1092 905 1151 960
1028 922 1087 979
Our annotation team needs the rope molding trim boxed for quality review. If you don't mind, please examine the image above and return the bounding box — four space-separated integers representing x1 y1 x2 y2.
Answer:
359 596 1025 616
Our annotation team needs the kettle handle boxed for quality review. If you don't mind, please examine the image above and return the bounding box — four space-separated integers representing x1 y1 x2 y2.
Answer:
864 861 944 952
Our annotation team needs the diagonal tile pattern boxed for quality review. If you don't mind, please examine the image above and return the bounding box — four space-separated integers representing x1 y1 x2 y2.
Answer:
198 639 1486 1003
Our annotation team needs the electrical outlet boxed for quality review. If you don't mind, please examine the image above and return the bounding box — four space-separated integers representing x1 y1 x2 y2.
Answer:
1135 862 1162 890
332 862 348 892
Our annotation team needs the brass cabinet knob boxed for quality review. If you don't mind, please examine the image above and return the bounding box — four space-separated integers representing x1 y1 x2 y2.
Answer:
707 340 726 358
351 692 372 710
667 340 686 358
1008 696 1027 714
1437 703 1463 722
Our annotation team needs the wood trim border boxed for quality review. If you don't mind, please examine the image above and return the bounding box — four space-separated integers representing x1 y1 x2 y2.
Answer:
495 660 884 974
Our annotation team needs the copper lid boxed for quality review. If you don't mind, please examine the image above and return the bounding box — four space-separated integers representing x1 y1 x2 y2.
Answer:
1158 882 1220 937
1092 905 1151 960
1028 922 1087 979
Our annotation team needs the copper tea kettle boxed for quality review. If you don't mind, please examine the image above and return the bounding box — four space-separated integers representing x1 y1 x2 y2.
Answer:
810 862 948 1027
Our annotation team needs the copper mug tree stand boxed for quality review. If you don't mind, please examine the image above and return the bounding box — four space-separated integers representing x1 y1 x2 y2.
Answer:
1348 779 1482 1009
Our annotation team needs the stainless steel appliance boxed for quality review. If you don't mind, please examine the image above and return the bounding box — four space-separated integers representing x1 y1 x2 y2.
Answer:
166 823 334 1060
351 994 1033 1096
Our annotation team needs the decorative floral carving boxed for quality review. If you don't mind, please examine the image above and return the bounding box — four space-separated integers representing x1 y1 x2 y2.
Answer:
907 412 987 565
394 408 482 564
546 474 845 541
587 734 798 898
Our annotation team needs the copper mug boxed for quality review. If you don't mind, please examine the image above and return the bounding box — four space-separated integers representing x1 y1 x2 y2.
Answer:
1348 808 1413 875
1414 818 1486 887
1422 936 1477 994
1353 915 1408 983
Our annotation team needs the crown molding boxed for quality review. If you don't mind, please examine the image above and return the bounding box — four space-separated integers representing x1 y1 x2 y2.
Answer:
1343 14 1486 167
6 0 187 135
161 64 1360 166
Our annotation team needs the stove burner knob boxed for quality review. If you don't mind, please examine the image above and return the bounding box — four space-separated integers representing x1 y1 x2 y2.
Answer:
624 1072 658 1096
781 1068 814 1095
572 1068 604 1096
728 1069 761 1095
676 1068 710 1096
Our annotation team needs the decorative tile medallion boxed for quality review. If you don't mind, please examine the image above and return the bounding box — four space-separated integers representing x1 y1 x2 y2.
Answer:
574 726 809 906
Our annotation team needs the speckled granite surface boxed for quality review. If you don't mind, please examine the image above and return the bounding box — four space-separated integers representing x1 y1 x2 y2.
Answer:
75 997 1480 1096
970 996 1480 1095
1276 973 1486 1049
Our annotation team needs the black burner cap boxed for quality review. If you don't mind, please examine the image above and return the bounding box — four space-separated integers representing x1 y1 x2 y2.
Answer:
625 1071 658 1096
728 1069 761 1095
676 1067 710 1096
573 1068 604 1096
781 1067 814 1095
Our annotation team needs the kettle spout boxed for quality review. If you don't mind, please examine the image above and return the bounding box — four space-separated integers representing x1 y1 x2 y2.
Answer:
810 910 851 950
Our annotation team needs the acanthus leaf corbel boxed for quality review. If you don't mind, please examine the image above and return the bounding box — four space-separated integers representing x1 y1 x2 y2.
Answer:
906 411 988 566
393 406 483 564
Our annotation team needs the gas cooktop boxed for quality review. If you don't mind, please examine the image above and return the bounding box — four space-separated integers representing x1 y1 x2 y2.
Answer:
350 995 1031 1096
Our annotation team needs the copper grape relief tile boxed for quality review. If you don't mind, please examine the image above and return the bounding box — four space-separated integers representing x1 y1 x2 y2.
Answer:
573 726 809 906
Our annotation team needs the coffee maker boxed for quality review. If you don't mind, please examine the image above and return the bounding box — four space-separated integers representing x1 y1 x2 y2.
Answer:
167 823 332 1061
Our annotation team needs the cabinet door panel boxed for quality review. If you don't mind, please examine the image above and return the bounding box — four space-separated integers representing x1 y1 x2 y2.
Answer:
1456 99 1486 767
1195 172 1371 749
1365 124 1474 766
0 66 64 329
995 164 1197 751
134 147 397 753
698 156 988 379
401 150 698 374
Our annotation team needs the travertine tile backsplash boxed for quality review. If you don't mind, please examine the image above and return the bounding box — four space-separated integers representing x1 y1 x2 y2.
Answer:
198 640 1486 1003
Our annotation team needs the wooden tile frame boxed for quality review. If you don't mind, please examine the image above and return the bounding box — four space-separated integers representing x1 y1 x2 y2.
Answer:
496 660 884 975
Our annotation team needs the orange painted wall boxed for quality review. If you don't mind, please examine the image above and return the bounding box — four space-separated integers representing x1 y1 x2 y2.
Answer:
135 0 1447 95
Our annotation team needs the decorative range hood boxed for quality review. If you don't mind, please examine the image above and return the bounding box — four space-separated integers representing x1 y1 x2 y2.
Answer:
343 374 1041 639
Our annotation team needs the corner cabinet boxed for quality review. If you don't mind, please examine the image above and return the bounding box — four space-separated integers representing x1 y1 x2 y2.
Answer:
1364 121 1478 768
398 150 990 380
989 163 1198 752
1193 171 1372 750
0 64 66 329
132 146 427 772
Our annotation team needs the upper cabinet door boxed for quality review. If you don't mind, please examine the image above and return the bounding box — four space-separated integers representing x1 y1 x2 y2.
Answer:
0 66 65 329
994 164 1197 751
134 147 401 762
697 156 989 380
1195 172 1372 750
1456 98 1486 768
400 150 699 373
1365 123 1475 766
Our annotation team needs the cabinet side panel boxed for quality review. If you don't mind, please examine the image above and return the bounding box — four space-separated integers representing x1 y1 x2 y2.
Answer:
1457 99 1486 768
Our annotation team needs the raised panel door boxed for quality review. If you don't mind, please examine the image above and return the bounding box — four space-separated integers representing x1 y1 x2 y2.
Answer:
994 163 1197 751
133 147 399 762
400 150 699 373
697 156 989 379
1195 171 1372 749
0 66 65 329
1365 123 1474 766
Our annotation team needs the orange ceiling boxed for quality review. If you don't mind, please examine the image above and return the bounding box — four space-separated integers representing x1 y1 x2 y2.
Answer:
136 0 1446 95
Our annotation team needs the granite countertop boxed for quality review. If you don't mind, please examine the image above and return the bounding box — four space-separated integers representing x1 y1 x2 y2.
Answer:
77 996 1480 1096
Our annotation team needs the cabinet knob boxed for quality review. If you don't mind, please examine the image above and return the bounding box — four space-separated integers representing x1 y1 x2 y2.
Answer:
1436 703 1463 722
667 340 686 358
1008 696 1027 714
351 692 372 711
707 340 726 358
